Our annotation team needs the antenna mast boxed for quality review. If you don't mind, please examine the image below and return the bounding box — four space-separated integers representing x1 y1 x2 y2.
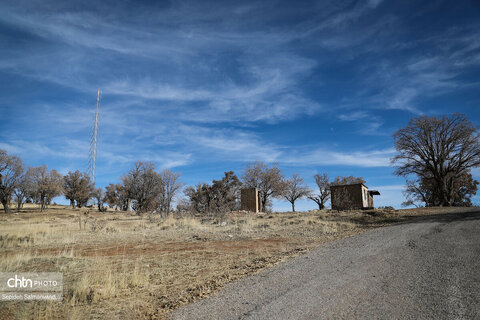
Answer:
88 88 101 186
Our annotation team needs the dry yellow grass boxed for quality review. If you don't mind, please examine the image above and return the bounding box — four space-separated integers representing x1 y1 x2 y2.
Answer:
0 204 477 319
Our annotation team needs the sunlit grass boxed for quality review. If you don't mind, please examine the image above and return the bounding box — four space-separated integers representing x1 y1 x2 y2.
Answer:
0 204 474 319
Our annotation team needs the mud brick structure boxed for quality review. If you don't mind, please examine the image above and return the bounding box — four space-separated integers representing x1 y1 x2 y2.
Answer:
330 183 380 210
241 188 262 213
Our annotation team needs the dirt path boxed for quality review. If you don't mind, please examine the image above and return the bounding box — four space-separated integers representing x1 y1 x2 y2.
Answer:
172 210 480 319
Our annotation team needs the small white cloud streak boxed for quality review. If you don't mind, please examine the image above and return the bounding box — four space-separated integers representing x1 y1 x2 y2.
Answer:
0 140 87 160
337 111 369 121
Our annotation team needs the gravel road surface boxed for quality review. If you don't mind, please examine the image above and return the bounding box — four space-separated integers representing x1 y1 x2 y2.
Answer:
172 210 480 319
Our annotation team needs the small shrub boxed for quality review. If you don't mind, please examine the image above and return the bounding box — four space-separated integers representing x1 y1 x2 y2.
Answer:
105 226 118 233
90 219 107 232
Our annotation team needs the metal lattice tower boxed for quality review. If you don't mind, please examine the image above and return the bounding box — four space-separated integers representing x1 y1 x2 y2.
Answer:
87 88 101 186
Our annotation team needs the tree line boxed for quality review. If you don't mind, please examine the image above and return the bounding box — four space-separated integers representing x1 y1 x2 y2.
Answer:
178 164 363 214
0 156 184 215
1 113 479 214
0 150 361 214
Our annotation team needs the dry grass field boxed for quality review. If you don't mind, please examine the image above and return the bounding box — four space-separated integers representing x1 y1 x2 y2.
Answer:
0 204 477 319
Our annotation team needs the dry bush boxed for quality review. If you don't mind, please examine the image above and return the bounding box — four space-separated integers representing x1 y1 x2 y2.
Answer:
89 218 107 232
0 251 35 271
69 258 150 305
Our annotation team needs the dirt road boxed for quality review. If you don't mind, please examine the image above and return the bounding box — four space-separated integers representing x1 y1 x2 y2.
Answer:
172 210 480 319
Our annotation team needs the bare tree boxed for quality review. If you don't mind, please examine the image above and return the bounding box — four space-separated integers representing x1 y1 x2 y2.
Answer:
64 171 94 208
117 184 132 211
104 183 120 210
403 171 478 208
0 150 25 213
92 187 106 212
183 172 241 215
393 113 480 206
122 161 163 213
29 166 63 211
308 173 330 210
283 174 310 212
401 179 428 208
452 172 479 206
242 161 286 211
103 183 131 211
158 169 183 216
13 169 34 211
175 196 192 216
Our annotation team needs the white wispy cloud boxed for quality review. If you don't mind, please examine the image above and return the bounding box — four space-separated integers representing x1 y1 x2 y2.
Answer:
281 148 396 167
366 27 480 113
0 140 87 160
1 0 479 200
1 124 394 171
0 0 390 127
337 111 370 121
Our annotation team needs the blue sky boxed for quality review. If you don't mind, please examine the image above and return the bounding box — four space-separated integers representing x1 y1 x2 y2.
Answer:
1 0 480 210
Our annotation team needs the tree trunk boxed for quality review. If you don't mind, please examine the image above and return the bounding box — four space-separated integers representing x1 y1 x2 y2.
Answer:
291 202 295 212
261 196 267 213
438 179 450 207
2 199 9 213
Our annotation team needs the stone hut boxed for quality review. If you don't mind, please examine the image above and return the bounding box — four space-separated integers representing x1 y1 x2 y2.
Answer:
330 183 380 210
